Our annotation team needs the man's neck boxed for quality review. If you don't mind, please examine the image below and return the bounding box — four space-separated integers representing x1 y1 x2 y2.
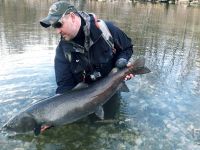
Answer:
72 16 86 46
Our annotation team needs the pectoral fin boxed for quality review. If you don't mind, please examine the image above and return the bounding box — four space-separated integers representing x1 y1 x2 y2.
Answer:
95 106 104 120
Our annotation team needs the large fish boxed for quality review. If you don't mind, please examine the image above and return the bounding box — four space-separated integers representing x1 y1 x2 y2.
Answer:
2 57 150 135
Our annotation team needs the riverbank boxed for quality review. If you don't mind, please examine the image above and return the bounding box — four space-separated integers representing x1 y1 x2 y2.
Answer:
93 0 200 6
1 0 200 8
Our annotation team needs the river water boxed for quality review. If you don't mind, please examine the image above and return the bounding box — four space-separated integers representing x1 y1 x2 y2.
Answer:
0 0 200 149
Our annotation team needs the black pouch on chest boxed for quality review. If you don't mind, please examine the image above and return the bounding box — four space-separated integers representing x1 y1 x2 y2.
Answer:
70 52 90 74
62 42 90 74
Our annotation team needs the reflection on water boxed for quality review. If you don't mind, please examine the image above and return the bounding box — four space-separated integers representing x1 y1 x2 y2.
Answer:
0 0 200 149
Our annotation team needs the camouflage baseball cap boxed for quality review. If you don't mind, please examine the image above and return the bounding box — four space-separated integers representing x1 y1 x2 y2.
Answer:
40 1 77 28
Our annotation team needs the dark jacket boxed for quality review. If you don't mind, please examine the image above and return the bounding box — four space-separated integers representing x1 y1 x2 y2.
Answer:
54 13 133 94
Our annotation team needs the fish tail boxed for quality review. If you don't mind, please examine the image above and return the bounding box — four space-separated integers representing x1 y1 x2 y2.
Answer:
129 57 151 75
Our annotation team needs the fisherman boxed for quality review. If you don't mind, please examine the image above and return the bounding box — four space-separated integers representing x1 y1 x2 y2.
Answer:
40 1 134 94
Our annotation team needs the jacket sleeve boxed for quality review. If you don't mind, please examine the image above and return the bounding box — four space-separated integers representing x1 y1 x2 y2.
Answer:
54 41 77 94
105 21 133 61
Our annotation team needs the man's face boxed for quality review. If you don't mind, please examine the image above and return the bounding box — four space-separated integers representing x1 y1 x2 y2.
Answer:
55 13 79 41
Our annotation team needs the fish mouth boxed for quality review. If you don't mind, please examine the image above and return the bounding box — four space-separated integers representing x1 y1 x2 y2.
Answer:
0 124 18 136
1 125 7 132
1 123 10 132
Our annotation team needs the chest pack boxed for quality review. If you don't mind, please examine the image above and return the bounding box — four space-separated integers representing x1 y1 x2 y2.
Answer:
64 12 115 61
62 12 116 82
88 12 116 53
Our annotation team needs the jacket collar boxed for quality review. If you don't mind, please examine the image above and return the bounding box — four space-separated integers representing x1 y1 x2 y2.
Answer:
61 11 102 53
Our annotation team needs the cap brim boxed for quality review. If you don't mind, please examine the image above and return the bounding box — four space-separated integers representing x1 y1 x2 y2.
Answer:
40 15 61 28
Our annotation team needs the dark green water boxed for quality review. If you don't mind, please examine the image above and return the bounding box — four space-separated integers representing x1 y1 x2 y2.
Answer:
0 0 200 149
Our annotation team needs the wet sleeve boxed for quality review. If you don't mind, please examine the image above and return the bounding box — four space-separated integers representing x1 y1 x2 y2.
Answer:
106 21 133 61
54 42 76 94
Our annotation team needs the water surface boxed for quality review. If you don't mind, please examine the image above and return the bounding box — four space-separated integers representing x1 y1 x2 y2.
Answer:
0 0 200 149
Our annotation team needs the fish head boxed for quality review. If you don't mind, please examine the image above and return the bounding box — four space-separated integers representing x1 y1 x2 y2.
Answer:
2 112 38 133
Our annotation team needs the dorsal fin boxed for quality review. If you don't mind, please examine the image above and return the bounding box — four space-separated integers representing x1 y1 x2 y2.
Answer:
119 81 130 92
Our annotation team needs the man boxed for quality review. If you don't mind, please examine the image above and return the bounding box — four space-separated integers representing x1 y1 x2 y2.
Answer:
40 1 134 94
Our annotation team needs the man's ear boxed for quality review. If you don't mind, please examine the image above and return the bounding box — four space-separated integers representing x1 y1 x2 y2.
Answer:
70 12 76 20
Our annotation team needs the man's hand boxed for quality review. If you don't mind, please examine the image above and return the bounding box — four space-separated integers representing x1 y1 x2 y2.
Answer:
125 62 134 80
115 58 135 80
